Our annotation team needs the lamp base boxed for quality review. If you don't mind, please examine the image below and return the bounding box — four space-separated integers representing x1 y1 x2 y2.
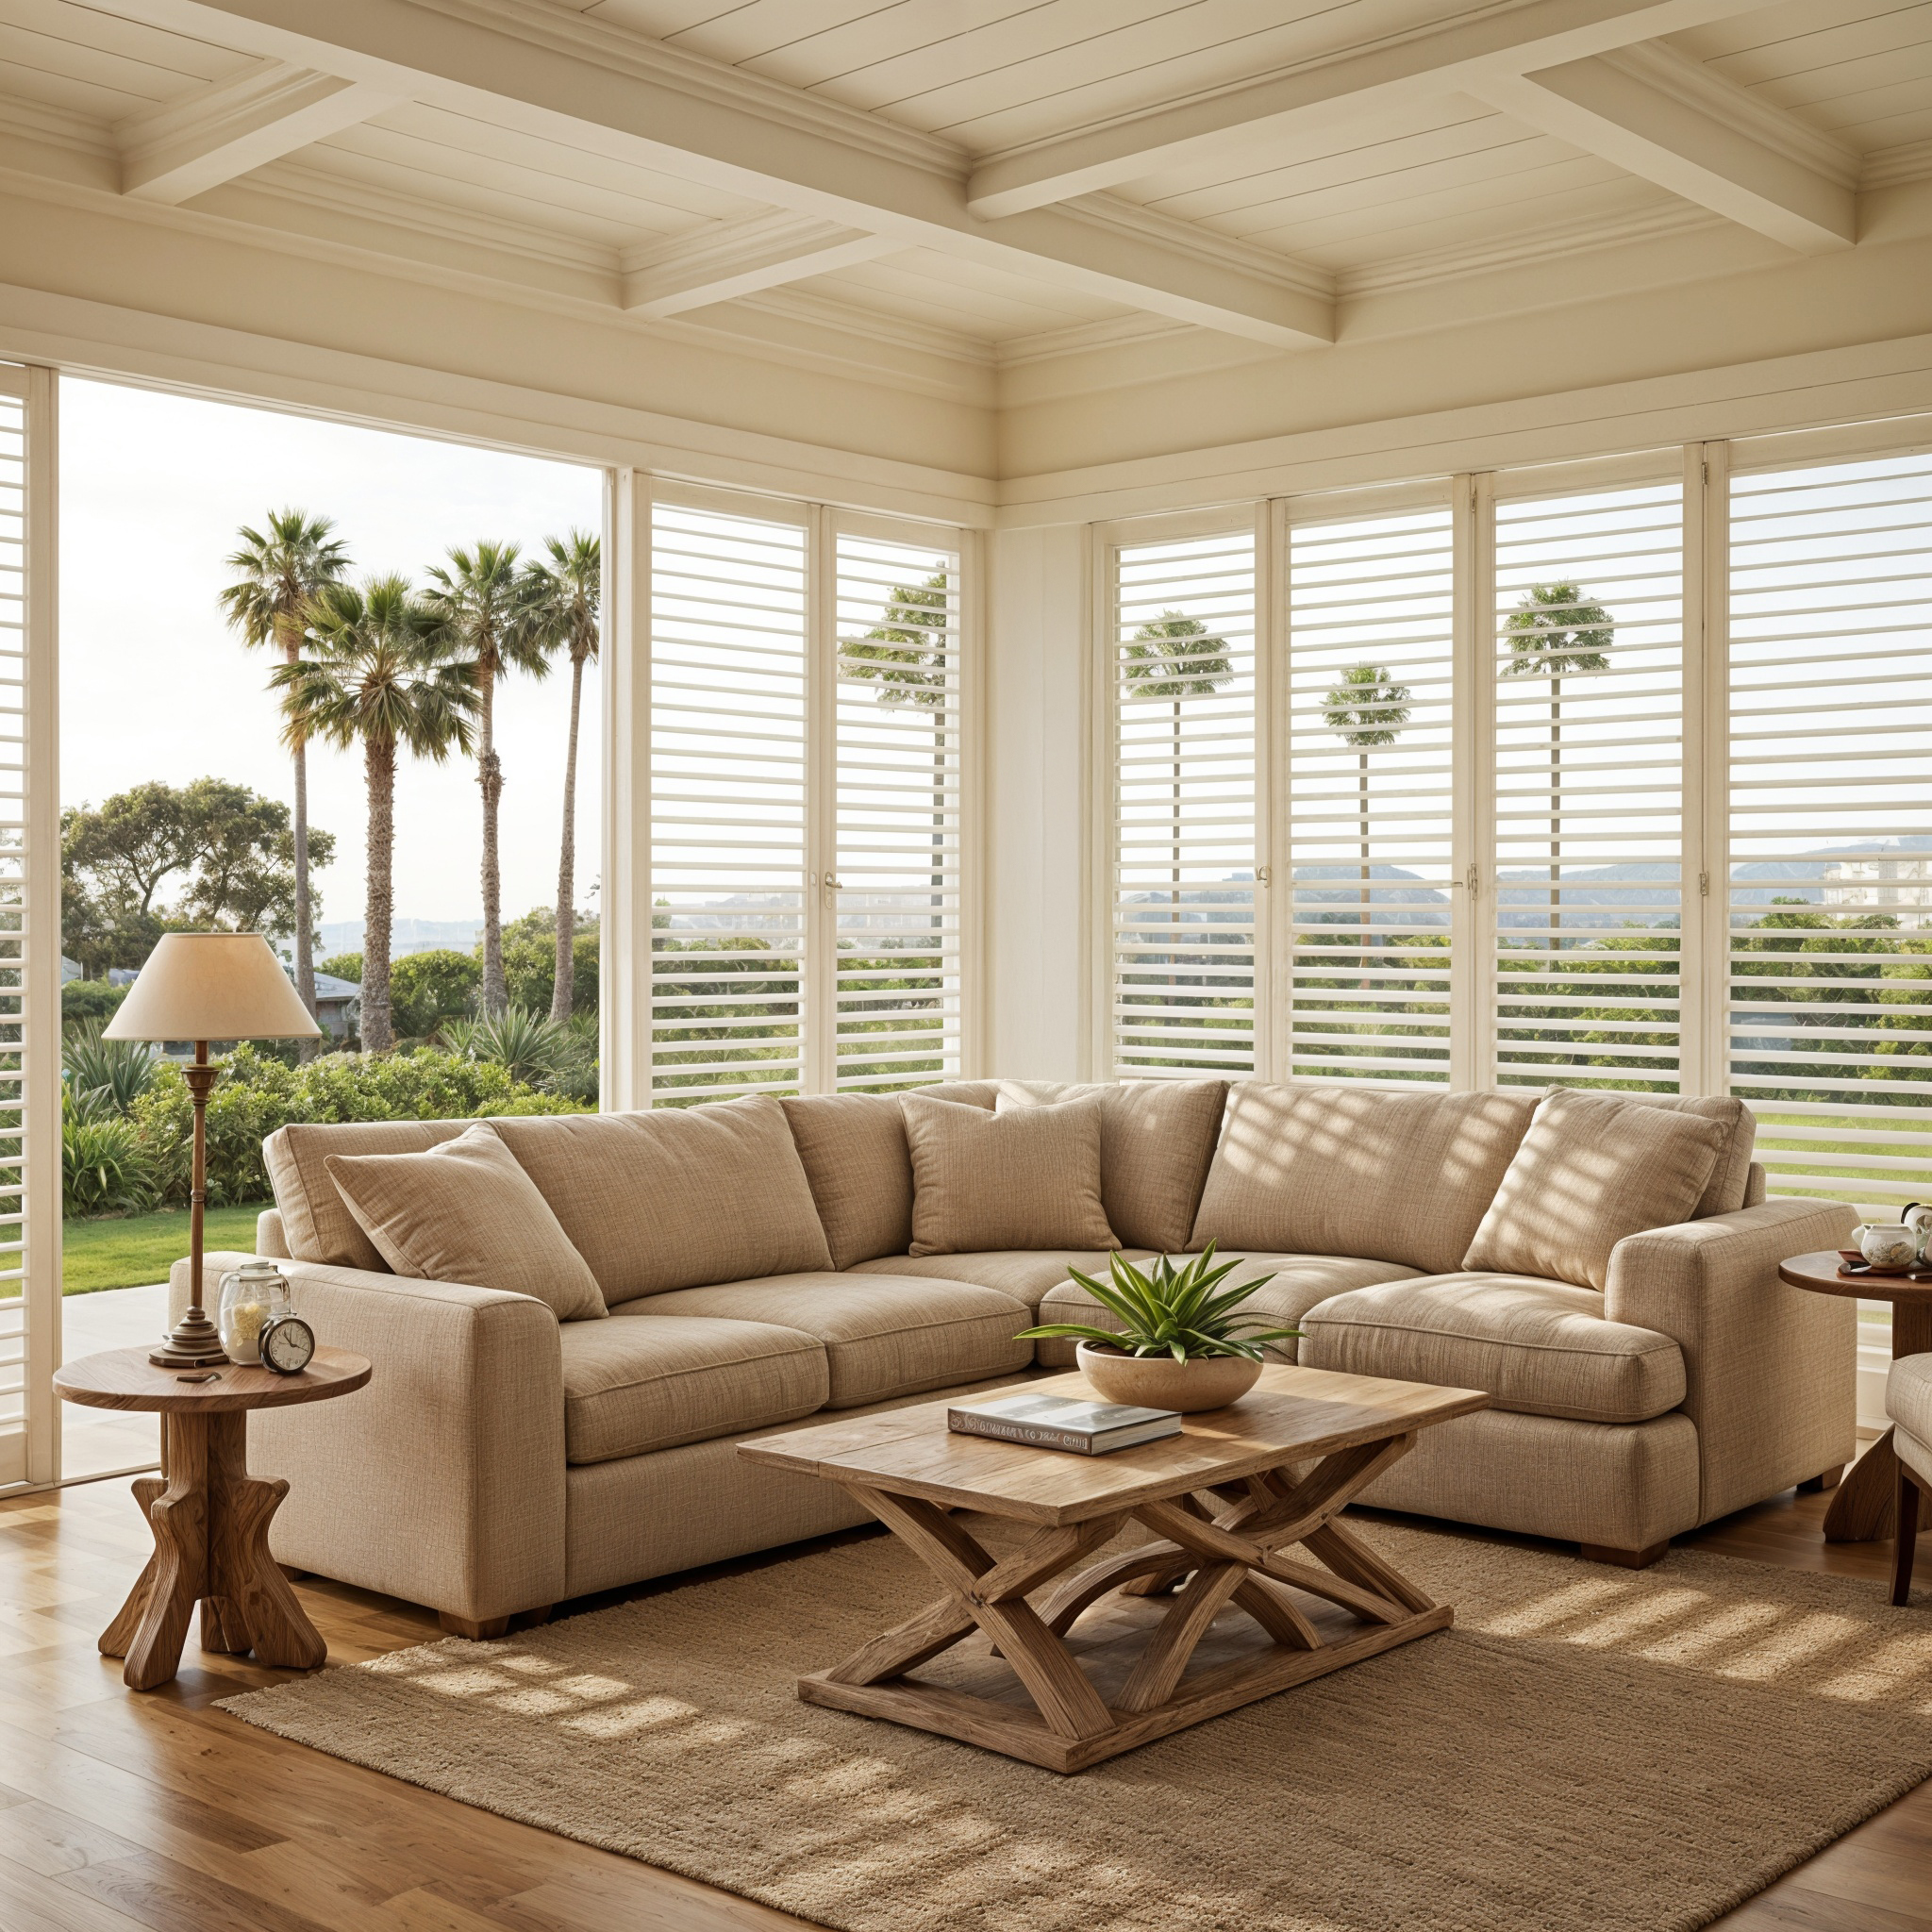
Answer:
150 1308 229 1370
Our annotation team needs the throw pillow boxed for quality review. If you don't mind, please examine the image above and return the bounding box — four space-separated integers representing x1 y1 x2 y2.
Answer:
325 1123 607 1321
901 1091 1118 1257
780 1092 915 1270
1461 1088 1730 1291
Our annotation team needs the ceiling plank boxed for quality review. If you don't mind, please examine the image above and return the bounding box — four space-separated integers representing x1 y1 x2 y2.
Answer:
119 59 399 203
1469 43 1857 253
98 0 1335 346
621 213 896 315
963 0 1798 219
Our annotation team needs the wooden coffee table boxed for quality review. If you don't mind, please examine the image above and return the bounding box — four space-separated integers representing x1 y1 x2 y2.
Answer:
741 1363 1488 1773
53 1345 372 1690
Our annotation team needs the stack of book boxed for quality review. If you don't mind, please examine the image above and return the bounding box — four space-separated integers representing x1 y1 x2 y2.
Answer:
948 1391 1183 1456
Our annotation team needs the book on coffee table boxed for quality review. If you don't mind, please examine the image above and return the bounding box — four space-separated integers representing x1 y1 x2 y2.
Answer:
947 1391 1182 1455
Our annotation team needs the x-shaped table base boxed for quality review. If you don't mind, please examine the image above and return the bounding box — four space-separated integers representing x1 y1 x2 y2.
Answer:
800 1429 1449 1772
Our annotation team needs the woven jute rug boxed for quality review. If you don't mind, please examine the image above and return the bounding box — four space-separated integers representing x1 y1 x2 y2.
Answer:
222 1518 1932 1932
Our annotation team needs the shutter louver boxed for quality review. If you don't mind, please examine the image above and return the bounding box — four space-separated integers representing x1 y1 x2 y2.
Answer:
1109 530 1257 1077
0 381 26 1477
1288 508 1455 1083
648 501 808 1104
1728 451 1932 1210
1492 483 1685 1091
833 531 963 1091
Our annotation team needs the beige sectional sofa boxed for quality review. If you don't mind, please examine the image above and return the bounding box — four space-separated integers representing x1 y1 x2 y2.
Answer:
173 1077 1857 1637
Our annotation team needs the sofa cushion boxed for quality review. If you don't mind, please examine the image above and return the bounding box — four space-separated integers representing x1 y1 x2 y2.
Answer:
620 1273 1034 1407
901 1092 1117 1257
1462 1089 1733 1291
1031 1252 1423 1367
1889 1353 1932 1457
1616 1094 1757 1216
845 1249 1158 1315
1299 1274 1687 1424
490 1098 833 1304
1191 1084 1539 1274
324 1124 608 1322
558 1315 827 1465
780 1093 914 1270
265 1119 470 1270
991 1079 1227 1253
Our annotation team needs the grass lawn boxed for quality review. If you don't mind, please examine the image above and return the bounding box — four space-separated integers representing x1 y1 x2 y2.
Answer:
57 1202 270 1296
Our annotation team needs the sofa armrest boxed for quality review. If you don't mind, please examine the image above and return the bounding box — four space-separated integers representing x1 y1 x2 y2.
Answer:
1604 1198 1858 1524
256 1208 291 1259
172 1251 567 1623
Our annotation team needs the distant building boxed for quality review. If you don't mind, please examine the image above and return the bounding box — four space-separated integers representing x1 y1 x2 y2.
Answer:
1822 855 1932 929
310 971 362 1041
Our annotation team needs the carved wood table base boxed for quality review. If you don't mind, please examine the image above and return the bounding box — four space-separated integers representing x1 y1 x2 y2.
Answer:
801 1431 1451 1773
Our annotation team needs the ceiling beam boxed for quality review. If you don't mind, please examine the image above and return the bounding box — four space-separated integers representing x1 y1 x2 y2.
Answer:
118 60 398 204
99 0 1334 347
1469 43 1857 253
965 0 1795 218
621 215 896 316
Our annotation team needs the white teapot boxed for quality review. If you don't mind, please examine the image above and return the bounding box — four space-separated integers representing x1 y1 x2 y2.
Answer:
1904 1203 1932 1249
1856 1221 1921 1274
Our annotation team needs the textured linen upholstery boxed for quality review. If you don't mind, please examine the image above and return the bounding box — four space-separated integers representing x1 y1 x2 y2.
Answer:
1191 1085 1539 1274
1607 1197 1859 1522
265 1119 469 1270
1462 1090 1734 1291
845 1249 1158 1315
256 1208 291 1259
1622 1094 1757 1216
1032 1252 1423 1368
618 1272 1034 1407
991 1079 1227 1253
901 1092 1116 1256
1357 1407 1703 1551
1744 1163 1767 1209
325 1124 608 1323
1298 1274 1687 1424
175 1251 566 1625
491 1100 832 1304
780 1093 915 1269
1892 1356 1932 1492
558 1316 826 1464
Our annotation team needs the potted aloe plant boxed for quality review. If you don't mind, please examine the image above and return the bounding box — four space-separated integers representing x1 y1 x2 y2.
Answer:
1015 1243 1300 1413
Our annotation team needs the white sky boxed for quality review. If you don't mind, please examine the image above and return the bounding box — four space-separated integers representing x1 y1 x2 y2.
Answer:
58 376 604 932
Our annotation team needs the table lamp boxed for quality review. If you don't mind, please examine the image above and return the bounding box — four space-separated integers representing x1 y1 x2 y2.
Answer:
105 933 322 1367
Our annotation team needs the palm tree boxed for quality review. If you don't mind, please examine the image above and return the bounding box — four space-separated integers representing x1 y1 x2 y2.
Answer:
274 576 475 1053
1323 663 1412 982
219 509 350 1032
422 541 547 1017
1502 581 1613 953
1123 612 1232 984
520 532 600 1023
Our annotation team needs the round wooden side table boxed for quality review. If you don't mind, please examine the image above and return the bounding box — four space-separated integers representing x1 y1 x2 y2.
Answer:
1779 1250 1932 1543
53 1345 372 1690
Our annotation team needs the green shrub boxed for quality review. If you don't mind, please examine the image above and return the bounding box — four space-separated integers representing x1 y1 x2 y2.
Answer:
63 1097 158 1216
63 1024 159 1117
504 932 599 1018
392 949 482 1039
318 952 363 983
62 980 127 1028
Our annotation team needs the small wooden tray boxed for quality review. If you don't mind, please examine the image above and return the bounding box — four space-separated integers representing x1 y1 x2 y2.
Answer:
1836 1250 1932 1284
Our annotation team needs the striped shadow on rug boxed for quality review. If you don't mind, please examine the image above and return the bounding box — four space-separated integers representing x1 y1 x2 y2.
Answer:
221 1519 1932 1932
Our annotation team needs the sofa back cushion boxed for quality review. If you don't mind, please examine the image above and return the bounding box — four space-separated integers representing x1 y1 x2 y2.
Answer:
901 1092 1117 1257
265 1119 471 1270
1461 1089 1737 1291
1191 1084 1539 1274
1618 1094 1757 1216
490 1098 833 1303
780 1093 914 1270
325 1124 607 1321
991 1079 1227 1253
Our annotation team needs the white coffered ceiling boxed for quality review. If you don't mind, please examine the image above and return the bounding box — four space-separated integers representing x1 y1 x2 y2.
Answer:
1 0 1927 373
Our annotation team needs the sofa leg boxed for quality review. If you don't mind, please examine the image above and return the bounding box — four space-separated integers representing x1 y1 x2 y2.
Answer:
1579 1541 1670 1570
439 1612 511 1641
1798 1467 1845 1495
1893 1469 1922 1607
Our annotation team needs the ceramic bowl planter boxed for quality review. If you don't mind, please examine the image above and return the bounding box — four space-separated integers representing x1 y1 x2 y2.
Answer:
1074 1341 1262 1414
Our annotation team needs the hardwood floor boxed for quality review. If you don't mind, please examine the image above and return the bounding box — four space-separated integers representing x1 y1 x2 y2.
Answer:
0 1469 1927 1931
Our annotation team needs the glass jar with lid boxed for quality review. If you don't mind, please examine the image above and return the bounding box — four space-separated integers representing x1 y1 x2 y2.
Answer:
218 1260 291 1365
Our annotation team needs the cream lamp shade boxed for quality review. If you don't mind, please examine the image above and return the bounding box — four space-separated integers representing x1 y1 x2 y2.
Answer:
103 933 323 1042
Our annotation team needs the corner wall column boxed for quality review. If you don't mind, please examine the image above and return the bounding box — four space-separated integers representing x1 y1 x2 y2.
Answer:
600 466 651 1112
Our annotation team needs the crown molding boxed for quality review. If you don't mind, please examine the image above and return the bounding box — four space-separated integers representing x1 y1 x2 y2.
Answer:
0 96 116 160
1867 142 1932 192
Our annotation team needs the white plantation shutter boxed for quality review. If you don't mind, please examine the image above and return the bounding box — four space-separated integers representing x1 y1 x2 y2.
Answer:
832 530 963 1091
1727 449 1932 1211
1287 507 1455 1083
647 498 808 1103
1108 527 1258 1077
1491 482 1686 1092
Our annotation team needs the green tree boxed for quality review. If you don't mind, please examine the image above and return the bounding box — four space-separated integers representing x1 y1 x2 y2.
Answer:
520 532 599 1023
1322 663 1411 977
219 509 351 1027
1502 580 1613 952
275 575 476 1052
391 948 482 1040
423 541 547 1019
